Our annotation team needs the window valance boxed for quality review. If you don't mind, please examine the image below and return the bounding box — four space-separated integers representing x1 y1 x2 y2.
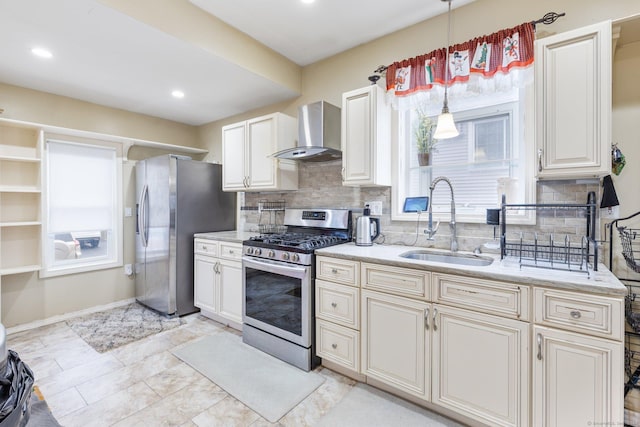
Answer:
385 22 535 110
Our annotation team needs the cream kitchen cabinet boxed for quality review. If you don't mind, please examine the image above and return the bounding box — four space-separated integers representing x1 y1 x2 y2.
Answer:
433 304 529 427
533 288 624 426
222 113 298 191
361 289 431 401
341 85 391 187
535 20 612 179
194 238 243 330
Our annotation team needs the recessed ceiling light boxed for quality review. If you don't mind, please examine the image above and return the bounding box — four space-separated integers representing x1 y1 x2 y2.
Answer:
31 47 53 59
171 90 185 99
301 0 315 4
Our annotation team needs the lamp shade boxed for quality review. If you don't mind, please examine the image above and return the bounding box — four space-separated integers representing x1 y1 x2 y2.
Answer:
433 112 459 139
600 175 620 208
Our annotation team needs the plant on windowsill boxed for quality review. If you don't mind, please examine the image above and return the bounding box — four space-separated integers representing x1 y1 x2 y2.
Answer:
414 111 437 166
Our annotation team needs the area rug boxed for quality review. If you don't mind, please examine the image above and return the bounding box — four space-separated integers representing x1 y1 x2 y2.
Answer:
172 333 324 422
316 383 463 427
66 303 185 353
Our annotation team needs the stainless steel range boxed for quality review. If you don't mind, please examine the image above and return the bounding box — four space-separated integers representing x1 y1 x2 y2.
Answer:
242 208 352 371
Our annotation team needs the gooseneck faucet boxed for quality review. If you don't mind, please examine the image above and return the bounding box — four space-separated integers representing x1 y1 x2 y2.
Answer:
425 176 458 252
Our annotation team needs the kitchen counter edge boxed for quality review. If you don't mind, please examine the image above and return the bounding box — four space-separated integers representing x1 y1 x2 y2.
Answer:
315 243 626 297
194 230 257 243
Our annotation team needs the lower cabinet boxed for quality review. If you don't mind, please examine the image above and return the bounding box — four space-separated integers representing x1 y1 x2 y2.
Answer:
433 305 529 427
194 239 243 330
533 325 623 427
361 289 430 401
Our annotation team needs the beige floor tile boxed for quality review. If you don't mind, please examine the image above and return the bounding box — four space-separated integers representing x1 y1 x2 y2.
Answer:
144 362 206 397
58 381 161 427
37 353 123 397
111 333 176 366
76 350 182 404
192 395 261 427
45 387 87 419
113 376 227 427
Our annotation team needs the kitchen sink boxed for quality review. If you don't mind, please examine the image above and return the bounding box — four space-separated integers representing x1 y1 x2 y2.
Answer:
399 250 494 267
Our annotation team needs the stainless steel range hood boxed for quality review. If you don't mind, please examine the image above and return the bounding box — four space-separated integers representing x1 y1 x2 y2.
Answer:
272 101 341 162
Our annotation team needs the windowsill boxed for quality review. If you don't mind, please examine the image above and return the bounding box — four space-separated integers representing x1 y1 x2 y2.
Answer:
39 259 122 278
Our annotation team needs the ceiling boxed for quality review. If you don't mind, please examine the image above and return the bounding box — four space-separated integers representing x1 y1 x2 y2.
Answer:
0 0 475 126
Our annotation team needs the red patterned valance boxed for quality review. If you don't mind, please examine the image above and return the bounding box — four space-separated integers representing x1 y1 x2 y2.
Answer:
385 22 535 105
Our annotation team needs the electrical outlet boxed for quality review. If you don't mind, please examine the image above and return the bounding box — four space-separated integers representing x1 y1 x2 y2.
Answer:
366 201 383 216
124 264 133 276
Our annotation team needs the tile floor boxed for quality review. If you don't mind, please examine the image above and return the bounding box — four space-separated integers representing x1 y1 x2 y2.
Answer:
6 313 457 426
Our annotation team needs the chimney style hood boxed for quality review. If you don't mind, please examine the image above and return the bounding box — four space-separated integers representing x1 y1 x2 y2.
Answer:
272 101 341 162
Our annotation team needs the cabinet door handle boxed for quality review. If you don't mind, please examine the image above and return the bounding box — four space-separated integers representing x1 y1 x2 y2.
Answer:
537 148 543 172
331 302 337 308
570 310 582 319
432 307 438 331
341 167 345 181
214 261 220 274
424 308 430 330
537 333 543 361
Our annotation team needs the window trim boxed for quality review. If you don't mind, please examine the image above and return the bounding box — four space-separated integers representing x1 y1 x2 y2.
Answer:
391 84 536 225
40 134 123 278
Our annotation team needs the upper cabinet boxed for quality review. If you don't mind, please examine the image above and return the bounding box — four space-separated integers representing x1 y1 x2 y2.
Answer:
535 21 612 179
341 85 391 187
222 113 298 192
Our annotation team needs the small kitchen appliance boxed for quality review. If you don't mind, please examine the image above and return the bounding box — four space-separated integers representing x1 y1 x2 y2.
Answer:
355 205 380 246
242 208 352 371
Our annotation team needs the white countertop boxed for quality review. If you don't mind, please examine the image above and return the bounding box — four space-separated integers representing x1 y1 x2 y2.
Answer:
194 230 257 243
315 243 626 297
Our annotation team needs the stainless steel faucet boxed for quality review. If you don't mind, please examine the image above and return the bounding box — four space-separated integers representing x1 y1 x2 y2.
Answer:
424 176 458 252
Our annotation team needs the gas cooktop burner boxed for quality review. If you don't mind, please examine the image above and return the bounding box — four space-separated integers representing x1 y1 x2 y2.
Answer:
248 233 348 251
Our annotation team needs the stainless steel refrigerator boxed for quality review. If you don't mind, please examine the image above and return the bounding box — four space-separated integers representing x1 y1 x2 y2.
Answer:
135 155 236 316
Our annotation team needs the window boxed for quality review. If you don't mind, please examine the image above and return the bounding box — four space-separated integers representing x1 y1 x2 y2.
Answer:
393 86 535 223
41 137 123 277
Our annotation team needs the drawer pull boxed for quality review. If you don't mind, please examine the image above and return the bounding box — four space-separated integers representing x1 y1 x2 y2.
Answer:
331 302 337 308
570 310 582 319
425 308 430 330
537 333 543 360
202 245 207 251
331 343 337 349
432 307 438 331
229 249 235 254
331 268 338 274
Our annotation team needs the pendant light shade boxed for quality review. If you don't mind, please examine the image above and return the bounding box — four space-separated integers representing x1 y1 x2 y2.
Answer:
435 0 459 140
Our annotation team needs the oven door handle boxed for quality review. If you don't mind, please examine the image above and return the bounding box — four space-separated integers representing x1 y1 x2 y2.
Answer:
242 256 309 278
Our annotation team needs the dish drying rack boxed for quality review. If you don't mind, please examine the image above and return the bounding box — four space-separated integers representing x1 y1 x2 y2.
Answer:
257 200 286 234
500 191 598 275
606 211 640 403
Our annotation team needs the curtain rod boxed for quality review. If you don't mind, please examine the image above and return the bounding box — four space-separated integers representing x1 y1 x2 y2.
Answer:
368 11 566 84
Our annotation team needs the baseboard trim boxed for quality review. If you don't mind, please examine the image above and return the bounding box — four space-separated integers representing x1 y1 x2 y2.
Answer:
6 298 136 335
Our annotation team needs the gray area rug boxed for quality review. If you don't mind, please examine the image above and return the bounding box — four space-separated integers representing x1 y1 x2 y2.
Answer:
317 383 464 427
172 333 324 423
66 303 185 353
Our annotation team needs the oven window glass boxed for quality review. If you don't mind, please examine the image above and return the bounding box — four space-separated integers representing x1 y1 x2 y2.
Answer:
245 267 302 337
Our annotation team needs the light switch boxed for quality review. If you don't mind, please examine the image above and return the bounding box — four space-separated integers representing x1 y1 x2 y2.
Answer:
125 207 132 217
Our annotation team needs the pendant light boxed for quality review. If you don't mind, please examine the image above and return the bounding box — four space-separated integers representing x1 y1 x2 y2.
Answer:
433 0 459 140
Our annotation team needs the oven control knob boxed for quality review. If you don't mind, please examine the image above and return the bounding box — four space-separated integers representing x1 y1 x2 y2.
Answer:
282 252 290 261
268 250 275 258
254 248 262 256
291 253 300 262
246 247 254 255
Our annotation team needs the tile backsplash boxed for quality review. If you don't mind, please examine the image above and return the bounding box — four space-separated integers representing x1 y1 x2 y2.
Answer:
240 160 601 253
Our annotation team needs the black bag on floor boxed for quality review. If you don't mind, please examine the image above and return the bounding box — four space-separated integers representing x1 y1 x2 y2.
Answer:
0 350 34 427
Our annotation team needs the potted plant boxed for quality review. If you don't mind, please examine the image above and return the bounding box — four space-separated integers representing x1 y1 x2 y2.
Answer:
414 110 437 166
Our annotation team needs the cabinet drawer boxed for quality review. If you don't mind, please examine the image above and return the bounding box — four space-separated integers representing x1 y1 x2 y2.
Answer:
534 288 623 340
219 242 242 261
316 319 360 372
433 274 529 321
362 263 430 300
194 239 218 256
316 256 360 286
316 280 359 329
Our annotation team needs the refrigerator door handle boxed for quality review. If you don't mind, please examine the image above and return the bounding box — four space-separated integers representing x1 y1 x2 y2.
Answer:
138 184 149 247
